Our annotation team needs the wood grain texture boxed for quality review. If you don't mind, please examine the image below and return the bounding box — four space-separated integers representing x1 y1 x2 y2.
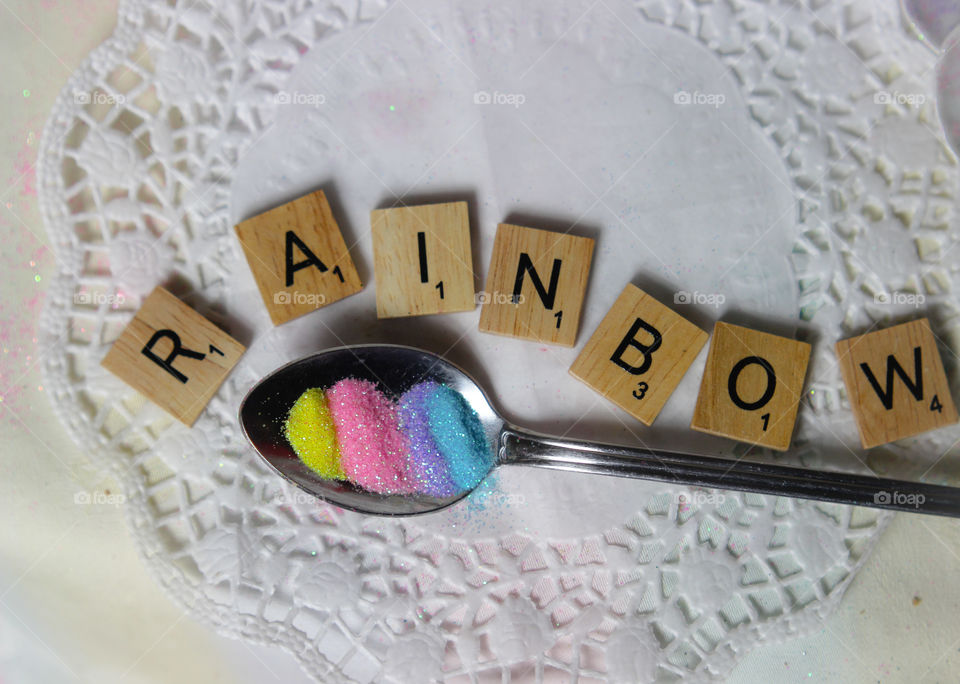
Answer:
100 287 245 425
370 202 475 318
570 284 707 425
234 189 362 325
478 223 594 347
691 322 811 451
835 318 958 448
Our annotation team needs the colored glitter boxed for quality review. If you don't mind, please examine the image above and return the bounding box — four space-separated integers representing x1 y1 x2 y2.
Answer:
282 377 493 499
398 382 460 497
327 378 416 495
284 388 346 480
425 384 492 491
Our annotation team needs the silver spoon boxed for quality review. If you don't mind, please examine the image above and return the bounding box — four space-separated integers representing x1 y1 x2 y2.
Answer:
239 344 960 518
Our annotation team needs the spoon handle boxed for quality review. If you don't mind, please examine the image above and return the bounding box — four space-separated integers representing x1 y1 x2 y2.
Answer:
500 427 960 518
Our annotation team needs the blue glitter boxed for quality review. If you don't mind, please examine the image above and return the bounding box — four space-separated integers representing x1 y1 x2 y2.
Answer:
425 384 492 491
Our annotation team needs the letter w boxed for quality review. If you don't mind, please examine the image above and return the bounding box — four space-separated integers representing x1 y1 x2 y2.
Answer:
859 346 923 410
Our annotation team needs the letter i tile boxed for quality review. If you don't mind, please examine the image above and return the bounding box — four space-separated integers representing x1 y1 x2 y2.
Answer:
370 202 475 318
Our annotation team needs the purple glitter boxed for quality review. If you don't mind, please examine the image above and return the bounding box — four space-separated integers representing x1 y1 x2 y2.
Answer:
398 382 460 497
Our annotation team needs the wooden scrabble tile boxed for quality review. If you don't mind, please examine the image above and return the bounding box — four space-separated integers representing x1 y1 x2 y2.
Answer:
835 318 958 448
691 322 811 451
570 284 708 425
370 202 475 318
478 223 594 346
100 287 245 425
234 189 363 325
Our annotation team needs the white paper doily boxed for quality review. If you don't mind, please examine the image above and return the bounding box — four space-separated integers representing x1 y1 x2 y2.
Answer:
37 0 960 681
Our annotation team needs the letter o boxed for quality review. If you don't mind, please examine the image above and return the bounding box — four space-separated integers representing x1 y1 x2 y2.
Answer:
727 356 776 411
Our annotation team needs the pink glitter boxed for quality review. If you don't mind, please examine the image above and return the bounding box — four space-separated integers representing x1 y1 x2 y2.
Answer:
12 143 37 198
326 378 417 495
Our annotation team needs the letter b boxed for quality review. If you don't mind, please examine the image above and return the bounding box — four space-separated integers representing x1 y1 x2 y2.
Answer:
611 318 662 375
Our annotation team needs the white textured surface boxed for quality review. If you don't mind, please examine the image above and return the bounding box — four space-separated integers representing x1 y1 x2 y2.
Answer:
11 0 960 681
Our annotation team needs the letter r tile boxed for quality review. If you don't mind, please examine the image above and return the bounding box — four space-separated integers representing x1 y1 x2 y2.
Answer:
570 284 708 425
100 287 245 426
478 223 594 346
691 322 811 451
836 318 958 448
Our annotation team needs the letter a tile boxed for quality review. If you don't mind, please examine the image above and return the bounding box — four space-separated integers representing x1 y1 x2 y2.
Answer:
234 189 363 325
569 284 707 425
691 322 811 451
478 223 594 346
836 318 958 448
100 287 245 426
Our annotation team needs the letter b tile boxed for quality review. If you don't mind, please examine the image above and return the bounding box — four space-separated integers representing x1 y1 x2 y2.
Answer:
691 322 811 451
570 284 708 425
100 287 245 425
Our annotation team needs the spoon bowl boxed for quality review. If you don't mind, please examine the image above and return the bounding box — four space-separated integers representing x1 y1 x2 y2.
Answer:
240 344 960 518
239 345 503 515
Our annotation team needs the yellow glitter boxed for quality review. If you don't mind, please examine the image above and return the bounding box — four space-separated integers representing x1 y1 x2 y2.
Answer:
284 388 346 480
